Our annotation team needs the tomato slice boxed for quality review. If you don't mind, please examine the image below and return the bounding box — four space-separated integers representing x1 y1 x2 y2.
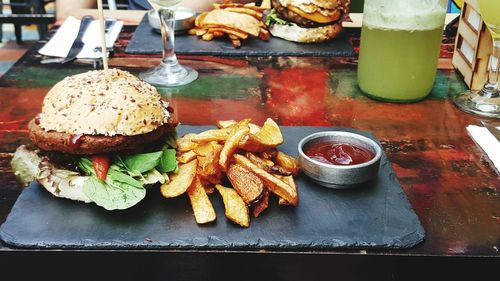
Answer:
92 155 110 181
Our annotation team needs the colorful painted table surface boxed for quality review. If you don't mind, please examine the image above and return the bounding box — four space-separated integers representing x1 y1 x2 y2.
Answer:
0 26 498 278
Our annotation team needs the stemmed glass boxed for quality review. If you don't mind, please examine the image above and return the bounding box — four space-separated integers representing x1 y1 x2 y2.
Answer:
453 0 500 118
139 0 198 86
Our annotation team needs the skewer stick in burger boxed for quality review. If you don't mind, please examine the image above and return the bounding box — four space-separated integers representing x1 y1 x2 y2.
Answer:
11 69 179 210
265 0 351 43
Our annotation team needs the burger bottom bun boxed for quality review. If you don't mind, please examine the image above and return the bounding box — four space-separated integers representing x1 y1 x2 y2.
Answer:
269 22 342 43
28 115 178 155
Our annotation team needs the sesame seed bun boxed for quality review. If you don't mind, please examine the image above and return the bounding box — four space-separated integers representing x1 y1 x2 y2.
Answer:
38 69 170 137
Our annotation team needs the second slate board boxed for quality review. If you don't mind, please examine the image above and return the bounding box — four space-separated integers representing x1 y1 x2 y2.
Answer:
126 16 356 57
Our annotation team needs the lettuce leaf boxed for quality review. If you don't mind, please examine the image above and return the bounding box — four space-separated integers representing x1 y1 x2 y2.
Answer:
264 9 287 26
10 145 42 186
122 151 164 173
83 176 146 211
79 157 146 210
157 149 177 173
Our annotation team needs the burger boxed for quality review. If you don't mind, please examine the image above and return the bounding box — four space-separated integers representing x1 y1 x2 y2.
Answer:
11 69 179 210
265 0 351 43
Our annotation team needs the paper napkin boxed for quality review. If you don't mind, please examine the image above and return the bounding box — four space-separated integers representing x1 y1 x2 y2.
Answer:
466 125 500 173
38 16 124 59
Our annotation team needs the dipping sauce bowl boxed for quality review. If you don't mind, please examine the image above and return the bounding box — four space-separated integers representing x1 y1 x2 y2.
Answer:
298 131 382 189
148 7 197 32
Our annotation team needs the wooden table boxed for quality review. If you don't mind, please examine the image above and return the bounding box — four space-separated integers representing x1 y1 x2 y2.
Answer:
0 25 498 280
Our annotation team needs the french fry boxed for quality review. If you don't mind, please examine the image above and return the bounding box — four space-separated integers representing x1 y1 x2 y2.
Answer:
195 12 208 27
177 150 197 163
188 28 199 35
248 123 261 134
191 127 232 143
160 159 198 198
275 151 300 176
187 176 216 224
197 143 223 183
259 28 270 41
219 119 250 171
230 38 241 48
260 0 271 9
196 28 208 36
252 189 269 218
278 175 298 205
216 120 237 129
260 149 278 160
202 10 260 36
193 141 221 156
204 185 215 195
245 152 274 170
202 32 215 41
233 154 298 206
176 134 199 152
239 118 284 152
216 184 250 227
227 164 264 204
224 7 263 20
204 26 249 39
212 30 225 37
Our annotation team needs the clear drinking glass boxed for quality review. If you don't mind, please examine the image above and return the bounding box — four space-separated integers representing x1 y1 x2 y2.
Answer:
139 1 198 87
452 0 500 118
357 0 447 102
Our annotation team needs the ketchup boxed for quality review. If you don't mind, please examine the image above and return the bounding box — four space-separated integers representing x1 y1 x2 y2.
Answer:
304 140 374 166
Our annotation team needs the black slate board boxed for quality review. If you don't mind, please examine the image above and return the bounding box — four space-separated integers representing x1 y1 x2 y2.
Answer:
125 15 356 57
0 126 424 250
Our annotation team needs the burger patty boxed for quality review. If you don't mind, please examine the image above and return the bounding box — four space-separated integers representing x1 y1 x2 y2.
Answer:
28 114 178 155
272 0 342 28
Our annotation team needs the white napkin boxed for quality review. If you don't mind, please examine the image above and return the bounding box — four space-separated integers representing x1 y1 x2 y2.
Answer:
38 16 124 59
466 125 500 172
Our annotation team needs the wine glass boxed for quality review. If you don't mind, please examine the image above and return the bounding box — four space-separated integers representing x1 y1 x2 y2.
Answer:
452 0 500 118
139 0 198 87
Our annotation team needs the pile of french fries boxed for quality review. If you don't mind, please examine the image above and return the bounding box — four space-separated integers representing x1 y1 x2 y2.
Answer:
188 2 270 48
160 118 299 228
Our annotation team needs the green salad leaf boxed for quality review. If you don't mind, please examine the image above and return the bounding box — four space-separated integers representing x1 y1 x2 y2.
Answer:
79 157 146 210
122 151 163 173
82 176 146 211
265 9 287 26
10 145 42 186
157 149 177 173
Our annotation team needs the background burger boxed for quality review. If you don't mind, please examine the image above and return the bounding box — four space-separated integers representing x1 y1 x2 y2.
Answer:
11 69 179 210
265 0 351 43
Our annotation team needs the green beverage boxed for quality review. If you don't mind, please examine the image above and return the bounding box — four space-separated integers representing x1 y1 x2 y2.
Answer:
478 0 500 40
357 0 447 102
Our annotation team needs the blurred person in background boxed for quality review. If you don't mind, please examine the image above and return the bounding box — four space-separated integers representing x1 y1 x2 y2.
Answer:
56 0 256 20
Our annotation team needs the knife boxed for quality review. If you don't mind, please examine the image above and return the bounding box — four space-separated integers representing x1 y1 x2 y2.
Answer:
480 120 500 141
61 15 94 64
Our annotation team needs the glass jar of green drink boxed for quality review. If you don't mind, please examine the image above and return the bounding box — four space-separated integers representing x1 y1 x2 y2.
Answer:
357 0 447 102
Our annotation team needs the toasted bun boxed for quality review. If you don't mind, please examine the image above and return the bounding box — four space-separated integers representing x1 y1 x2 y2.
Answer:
39 69 170 137
269 22 342 43
278 0 343 10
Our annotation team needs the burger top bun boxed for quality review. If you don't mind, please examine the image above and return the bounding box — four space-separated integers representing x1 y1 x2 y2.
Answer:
278 0 343 11
39 69 170 136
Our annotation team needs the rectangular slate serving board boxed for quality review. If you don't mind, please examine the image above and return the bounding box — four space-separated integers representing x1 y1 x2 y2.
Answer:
0 126 424 250
125 15 356 57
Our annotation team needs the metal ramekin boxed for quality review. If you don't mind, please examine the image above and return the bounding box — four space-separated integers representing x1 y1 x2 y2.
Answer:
298 131 382 189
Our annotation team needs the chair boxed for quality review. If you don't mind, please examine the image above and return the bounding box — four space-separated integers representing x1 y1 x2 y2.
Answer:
0 0 56 44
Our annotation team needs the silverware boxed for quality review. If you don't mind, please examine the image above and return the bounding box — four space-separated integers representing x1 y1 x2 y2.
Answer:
93 18 117 55
480 120 500 141
61 15 94 64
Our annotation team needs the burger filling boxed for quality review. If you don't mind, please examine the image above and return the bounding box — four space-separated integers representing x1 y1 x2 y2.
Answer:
11 114 179 211
267 0 349 28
